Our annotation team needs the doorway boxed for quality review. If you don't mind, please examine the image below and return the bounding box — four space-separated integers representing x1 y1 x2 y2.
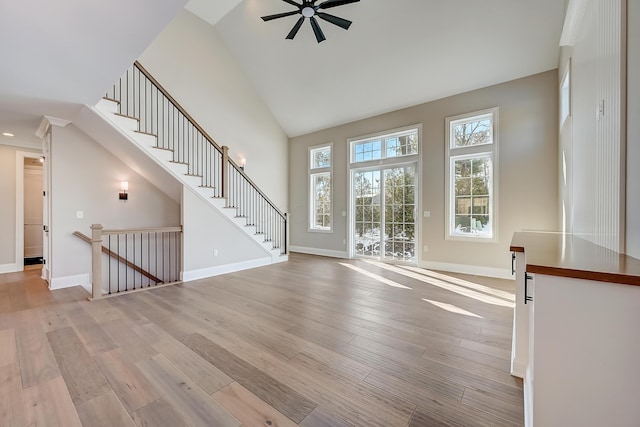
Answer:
23 157 43 266
352 164 416 263
15 151 44 274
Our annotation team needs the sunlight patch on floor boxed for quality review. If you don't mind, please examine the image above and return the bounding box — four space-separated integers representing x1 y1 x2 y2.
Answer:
399 265 515 302
339 263 412 290
422 298 483 318
362 260 514 308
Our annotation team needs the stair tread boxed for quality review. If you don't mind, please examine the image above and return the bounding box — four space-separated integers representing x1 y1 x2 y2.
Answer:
152 146 173 152
114 112 140 121
102 96 120 104
134 130 157 137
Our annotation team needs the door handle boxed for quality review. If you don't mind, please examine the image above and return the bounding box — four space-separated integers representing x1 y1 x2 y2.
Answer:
511 252 516 275
524 272 533 304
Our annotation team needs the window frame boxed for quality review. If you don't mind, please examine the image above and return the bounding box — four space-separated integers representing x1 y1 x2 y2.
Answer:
350 126 419 165
445 108 499 242
309 143 333 233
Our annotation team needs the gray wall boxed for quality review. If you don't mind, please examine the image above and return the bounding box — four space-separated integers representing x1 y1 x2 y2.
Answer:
182 186 269 277
49 124 180 284
289 70 559 276
139 10 289 211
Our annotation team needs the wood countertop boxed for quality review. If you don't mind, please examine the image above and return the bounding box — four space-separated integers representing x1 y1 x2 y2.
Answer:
510 232 640 286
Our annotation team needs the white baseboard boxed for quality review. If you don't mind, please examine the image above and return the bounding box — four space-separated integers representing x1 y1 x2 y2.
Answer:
417 260 514 280
510 359 526 379
182 257 272 282
289 246 348 259
49 273 90 292
0 263 18 274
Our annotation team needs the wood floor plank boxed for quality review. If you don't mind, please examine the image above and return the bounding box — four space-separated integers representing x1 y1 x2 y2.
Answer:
224 336 414 427
299 406 351 427
130 398 189 427
94 349 162 413
133 322 233 394
180 332 317 424
65 305 117 355
45 327 110 405
14 309 60 389
460 338 512 360
212 382 298 427
462 387 524 425
0 328 17 367
22 376 82 427
100 319 157 364
408 406 465 427
75 391 136 427
136 354 241 427
0 363 27 427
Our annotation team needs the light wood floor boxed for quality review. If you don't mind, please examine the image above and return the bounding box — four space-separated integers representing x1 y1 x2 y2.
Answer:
0 253 523 427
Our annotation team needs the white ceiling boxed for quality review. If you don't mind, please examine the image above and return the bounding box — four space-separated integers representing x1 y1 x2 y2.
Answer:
0 0 567 139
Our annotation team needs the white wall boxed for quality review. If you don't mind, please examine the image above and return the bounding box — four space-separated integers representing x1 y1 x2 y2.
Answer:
627 0 640 259
289 71 559 276
182 186 270 280
49 124 180 288
563 0 626 253
138 10 289 211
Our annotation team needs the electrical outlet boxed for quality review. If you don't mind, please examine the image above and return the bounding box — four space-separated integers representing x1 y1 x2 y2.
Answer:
423 245 428 252
213 249 219 256
423 211 431 218
76 211 84 219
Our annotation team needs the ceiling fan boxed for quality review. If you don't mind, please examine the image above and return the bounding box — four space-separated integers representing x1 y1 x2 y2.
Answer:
261 0 360 43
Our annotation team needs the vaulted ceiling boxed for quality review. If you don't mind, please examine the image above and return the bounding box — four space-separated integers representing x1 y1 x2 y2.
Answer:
0 0 567 140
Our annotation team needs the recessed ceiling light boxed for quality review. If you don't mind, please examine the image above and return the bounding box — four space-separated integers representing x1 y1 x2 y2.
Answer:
2 132 14 137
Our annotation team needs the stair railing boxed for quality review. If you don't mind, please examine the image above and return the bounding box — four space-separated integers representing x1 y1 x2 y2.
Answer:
80 224 182 299
105 62 288 254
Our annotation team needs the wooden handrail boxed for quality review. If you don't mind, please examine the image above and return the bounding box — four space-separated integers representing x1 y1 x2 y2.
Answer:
73 231 162 284
101 226 182 235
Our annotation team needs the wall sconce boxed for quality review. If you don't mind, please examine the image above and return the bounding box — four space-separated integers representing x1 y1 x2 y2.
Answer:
119 181 128 201
240 158 246 171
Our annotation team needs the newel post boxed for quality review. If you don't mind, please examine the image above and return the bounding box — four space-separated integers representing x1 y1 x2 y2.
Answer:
221 145 229 202
90 224 103 300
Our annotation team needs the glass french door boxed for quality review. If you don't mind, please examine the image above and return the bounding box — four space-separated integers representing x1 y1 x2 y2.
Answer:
353 164 416 263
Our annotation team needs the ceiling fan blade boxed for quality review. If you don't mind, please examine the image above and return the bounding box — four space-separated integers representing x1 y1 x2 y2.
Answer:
286 16 305 39
280 0 302 7
317 0 360 10
316 12 351 30
261 10 300 21
309 17 326 43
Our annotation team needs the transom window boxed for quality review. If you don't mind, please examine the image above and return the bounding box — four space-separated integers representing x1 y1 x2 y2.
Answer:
446 109 498 240
351 128 418 164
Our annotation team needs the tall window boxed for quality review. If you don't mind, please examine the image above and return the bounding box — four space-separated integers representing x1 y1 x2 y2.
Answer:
445 108 498 240
309 144 332 231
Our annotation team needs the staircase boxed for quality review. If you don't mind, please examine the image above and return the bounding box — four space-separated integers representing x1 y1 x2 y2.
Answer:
91 62 288 263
